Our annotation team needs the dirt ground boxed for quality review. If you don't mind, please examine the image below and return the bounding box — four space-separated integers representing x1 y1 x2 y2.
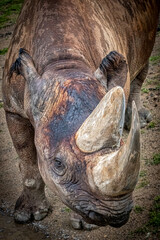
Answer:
0 24 160 240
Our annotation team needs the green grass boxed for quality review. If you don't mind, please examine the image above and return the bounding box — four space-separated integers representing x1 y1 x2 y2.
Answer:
141 87 149 93
151 153 160 165
155 84 160 90
146 78 159 86
140 129 145 134
146 79 153 85
134 205 144 214
0 102 4 108
139 170 147 177
143 76 160 92
147 121 156 129
62 207 71 213
145 158 151 166
136 180 149 189
129 195 160 238
0 0 24 28
148 195 160 233
144 153 160 166
149 55 160 64
0 48 8 55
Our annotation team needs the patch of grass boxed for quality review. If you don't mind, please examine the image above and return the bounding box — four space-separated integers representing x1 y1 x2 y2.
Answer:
130 195 160 238
144 155 160 166
148 195 160 233
0 0 24 29
139 170 147 177
146 78 153 85
147 121 156 129
136 180 149 189
145 78 160 87
62 207 71 213
141 87 149 93
149 55 160 64
155 84 160 90
134 205 144 214
154 195 160 202
0 48 8 55
151 153 160 165
140 129 145 134
145 158 150 165
0 102 4 108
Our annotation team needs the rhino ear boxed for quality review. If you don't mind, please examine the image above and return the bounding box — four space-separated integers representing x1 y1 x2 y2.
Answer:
10 48 40 82
94 51 128 90
10 49 47 121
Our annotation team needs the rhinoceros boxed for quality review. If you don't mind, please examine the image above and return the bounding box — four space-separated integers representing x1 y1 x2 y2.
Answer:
2 0 160 229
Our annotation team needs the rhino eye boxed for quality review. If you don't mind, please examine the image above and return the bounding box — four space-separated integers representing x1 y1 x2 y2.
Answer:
51 157 66 176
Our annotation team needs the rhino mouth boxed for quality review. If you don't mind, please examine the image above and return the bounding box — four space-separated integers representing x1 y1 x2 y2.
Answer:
83 209 131 227
71 192 134 228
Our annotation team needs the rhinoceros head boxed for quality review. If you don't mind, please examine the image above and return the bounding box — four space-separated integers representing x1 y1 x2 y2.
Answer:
13 49 140 227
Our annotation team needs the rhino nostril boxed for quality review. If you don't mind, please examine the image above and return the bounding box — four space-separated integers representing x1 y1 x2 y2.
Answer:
88 211 96 220
87 210 131 227
88 211 107 224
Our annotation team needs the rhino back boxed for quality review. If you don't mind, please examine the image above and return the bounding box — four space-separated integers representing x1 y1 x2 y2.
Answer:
2 0 159 113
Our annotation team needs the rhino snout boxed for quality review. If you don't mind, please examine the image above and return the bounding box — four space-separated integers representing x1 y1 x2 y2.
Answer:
68 192 133 228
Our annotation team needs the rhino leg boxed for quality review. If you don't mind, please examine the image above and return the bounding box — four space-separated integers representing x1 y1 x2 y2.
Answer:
70 212 98 230
5 112 50 223
125 62 152 129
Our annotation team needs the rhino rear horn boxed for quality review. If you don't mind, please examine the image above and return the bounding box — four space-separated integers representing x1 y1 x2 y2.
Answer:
75 86 125 153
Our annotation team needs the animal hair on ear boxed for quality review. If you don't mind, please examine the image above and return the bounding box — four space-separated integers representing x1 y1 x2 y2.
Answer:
100 51 126 75
9 58 22 78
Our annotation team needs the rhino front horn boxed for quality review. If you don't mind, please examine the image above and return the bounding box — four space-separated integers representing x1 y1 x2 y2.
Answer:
75 86 125 153
88 101 140 196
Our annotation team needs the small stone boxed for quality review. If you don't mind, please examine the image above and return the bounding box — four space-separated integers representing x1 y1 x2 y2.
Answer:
24 179 36 188
62 233 69 239
14 211 31 223
145 232 150 239
34 210 48 221
70 217 82 230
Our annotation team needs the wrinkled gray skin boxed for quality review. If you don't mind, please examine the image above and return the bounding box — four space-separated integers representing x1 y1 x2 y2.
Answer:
2 0 160 230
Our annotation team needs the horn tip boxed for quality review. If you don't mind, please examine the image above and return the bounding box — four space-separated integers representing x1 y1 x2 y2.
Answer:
113 86 124 94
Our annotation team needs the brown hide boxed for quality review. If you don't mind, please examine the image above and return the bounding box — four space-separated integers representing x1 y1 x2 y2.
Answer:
2 0 159 117
2 0 160 228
